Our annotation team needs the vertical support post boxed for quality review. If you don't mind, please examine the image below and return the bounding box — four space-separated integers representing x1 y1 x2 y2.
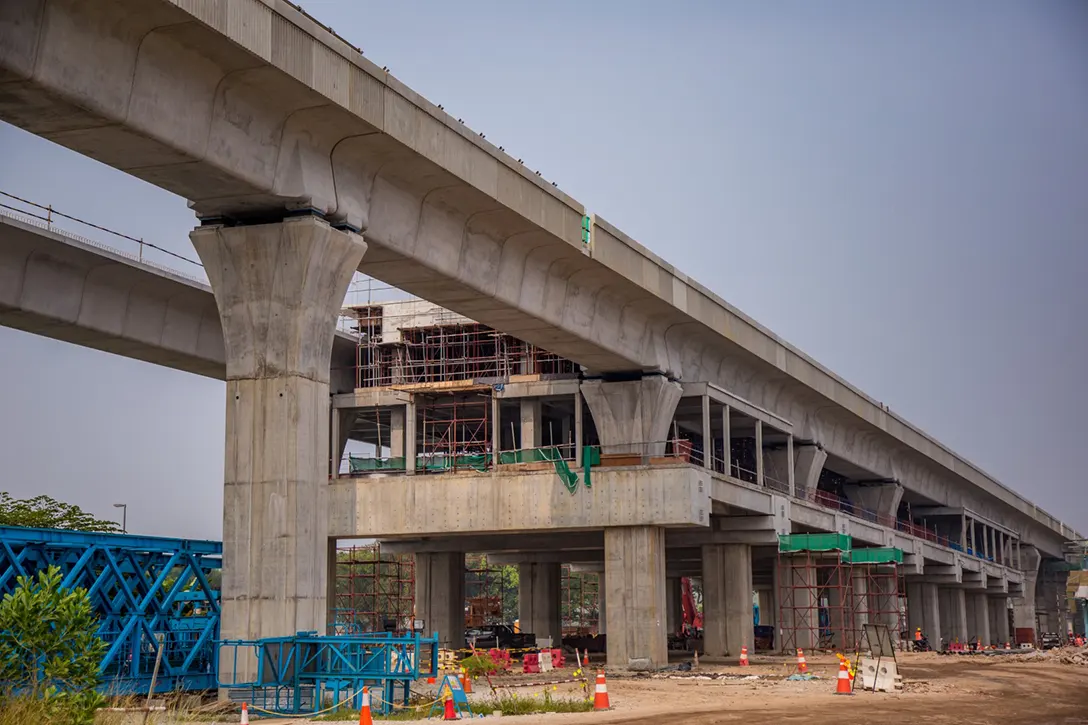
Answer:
701 394 711 469
755 420 764 487
970 519 976 555
330 406 341 480
405 399 417 474
722 405 731 476
574 390 583 468
786 434 795 496
491 392 500 468
961 512 967 550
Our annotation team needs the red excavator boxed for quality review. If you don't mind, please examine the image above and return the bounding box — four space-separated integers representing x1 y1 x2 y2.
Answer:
680 577 702 635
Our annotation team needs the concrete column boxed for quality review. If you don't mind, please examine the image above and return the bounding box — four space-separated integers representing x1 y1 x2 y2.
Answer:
703 545 728 657
491 394 500 463
701 395 711 469
722 405 731 475
520 399 542 450
825 568 849 650
405 400 417 474
755 421 764 486
990 597 1010 645
519 563 561 645
793 445 827 495
597 582 606 636
907 581 941 647
191 217 365 680
390 406 406 459
756 588 776 626
416 552 466 649
605 526 667 668
666 577 683 635
330 408 354 479
786 434 795 495
723 544 753 657
939 587 968 645
1013 545 1041 643
581 376 683 455
968 593 991 646
853 571 870 633
573 390 583 468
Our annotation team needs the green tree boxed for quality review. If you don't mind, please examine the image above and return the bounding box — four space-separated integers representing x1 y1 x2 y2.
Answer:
0 494 120 532
0 567 107 724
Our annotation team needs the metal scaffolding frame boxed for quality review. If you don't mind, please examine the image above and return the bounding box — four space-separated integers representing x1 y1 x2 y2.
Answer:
331 544 415 635
0 525 221 694
560 565 600 636
465 554 512 627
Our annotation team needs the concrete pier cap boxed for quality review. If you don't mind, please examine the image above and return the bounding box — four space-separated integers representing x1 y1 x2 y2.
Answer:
191 216 366 681
581 374 683 455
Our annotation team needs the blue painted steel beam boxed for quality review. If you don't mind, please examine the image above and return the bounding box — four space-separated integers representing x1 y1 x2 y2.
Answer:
0 525 222 694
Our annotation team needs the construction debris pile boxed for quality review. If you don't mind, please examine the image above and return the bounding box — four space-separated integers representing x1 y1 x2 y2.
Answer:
1019 644 1088 666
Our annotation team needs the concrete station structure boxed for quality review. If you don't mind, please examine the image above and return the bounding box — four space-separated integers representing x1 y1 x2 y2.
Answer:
0 0 1080 673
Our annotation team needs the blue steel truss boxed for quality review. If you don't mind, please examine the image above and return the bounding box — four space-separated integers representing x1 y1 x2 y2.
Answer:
0 525 221 694
218 631 440 715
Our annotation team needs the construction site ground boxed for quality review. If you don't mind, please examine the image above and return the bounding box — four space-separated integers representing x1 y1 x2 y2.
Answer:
251 650 1088 725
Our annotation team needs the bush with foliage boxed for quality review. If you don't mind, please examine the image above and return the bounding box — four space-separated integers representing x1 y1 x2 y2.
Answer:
0 567 107 724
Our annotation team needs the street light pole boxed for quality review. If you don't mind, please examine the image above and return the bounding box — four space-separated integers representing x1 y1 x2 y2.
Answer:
113 503 127 533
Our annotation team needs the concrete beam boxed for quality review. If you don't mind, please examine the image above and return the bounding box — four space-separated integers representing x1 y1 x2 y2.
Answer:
330 467 711 537
379 532 604 554
333 389 414 409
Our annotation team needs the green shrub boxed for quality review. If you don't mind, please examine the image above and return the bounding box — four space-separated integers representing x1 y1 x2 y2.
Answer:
0 567 107 724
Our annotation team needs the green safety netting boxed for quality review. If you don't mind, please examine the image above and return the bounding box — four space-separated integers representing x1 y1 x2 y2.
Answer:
348 456 406 473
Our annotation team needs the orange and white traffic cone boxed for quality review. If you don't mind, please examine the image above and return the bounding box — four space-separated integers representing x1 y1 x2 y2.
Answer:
835 660 853 695
796 648 808 674
240 702 250 725
358 687 373 725
1005 642 1011 650
739 645 749 666
443 696 458 721
593 671 611 710
461 669 473 694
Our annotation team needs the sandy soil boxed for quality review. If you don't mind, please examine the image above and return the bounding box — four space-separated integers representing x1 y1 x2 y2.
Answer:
260 651 1088 725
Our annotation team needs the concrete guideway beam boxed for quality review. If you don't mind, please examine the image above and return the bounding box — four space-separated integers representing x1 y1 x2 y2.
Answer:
191 217 365 678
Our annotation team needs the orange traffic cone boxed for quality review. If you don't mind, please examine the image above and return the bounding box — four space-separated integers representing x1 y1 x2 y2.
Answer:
739 645 749 666
1005 642 1011 650
796 648 808 674
240 702 250 725
835 660 853 695
593 671 611 710
461 669 473 694
358 687 373 725
443 696 458 721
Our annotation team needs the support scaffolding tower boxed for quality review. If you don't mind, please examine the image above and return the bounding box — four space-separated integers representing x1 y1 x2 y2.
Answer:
331 544 416 635
777 534 905 652
465 555 514 627
561 565 600 636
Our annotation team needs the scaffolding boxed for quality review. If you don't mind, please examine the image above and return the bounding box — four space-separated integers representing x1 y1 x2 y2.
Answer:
465 554 514 627
346 302 578 389
331 544 416 635
560 566 600 636
777 534 906 653
419 394 493 474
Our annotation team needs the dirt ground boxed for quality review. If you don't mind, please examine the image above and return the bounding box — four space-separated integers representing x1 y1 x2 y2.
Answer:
261 651 1088 725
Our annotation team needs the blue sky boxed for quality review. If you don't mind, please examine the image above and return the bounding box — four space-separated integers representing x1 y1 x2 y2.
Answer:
0 0 1085 539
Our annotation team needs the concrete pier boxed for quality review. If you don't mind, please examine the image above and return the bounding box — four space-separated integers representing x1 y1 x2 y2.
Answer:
581 376 682 454
518 562 561 644
191 217 365 679
722 543 753 657
417 552 466 649
605 526 667 667
968 593 991 646
907 581 942 647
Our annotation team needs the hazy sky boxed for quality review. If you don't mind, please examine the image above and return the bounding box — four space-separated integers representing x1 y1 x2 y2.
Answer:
1 1 1085 541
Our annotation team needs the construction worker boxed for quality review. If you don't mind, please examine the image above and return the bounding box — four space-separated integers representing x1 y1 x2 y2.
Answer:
914 627 923 643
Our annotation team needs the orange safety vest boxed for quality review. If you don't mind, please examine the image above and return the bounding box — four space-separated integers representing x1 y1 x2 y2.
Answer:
914 630 923 641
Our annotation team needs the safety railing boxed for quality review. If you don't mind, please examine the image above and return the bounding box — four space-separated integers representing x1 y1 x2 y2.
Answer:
0 189 206 283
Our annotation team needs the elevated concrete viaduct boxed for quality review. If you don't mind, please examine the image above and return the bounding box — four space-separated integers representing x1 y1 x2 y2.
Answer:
0 0 1079 669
